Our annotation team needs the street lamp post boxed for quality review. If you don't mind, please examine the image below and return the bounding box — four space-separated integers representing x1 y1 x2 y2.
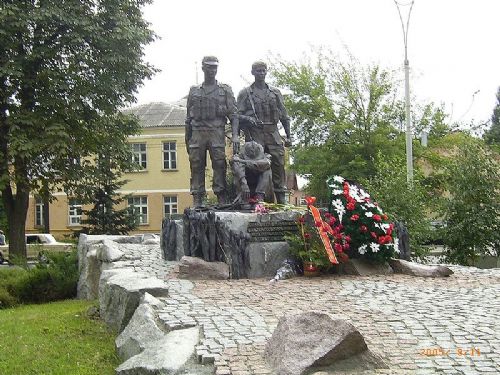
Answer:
394 0 415 184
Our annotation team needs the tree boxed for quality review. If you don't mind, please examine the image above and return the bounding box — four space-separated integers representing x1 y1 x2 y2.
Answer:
270 49 447 201
72 115 140 236
0 1 156 261
441 139 500 265
0 199 7 240
362 153 434 258
484 87 500 145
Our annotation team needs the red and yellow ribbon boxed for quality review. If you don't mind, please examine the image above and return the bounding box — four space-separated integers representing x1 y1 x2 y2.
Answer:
308 203 339 265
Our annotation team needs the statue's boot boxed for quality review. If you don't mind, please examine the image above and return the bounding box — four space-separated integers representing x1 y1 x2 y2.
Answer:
193 193 205 208
255 192 265 202
216 192 226 205
275 192 287 204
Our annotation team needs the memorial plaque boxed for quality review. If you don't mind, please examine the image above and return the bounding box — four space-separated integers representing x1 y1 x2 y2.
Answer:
247 220 298 242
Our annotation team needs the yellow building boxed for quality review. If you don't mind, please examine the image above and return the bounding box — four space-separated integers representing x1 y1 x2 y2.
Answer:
26 102 192 238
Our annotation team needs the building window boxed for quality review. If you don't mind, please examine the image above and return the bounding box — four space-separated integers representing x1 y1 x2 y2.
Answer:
128 196 148 224
163 196 178 217
163 142 177 170
35 198 44 227
68 199 82 226
131 143 147 169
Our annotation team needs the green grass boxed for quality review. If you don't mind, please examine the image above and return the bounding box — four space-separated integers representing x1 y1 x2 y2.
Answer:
0 299 120 375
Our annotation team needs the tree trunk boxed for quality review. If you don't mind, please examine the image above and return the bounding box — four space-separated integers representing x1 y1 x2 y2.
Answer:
43 199 50 234
2 186 29 262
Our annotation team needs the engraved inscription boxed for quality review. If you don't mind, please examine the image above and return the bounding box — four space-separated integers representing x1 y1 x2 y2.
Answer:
247 221 298 242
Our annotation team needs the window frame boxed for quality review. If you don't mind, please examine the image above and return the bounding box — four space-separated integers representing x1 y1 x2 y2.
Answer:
68 199 82 226
163 195 178 217
131 143 147 170
35 198 44 227
128 196 148 225
162 141 177 170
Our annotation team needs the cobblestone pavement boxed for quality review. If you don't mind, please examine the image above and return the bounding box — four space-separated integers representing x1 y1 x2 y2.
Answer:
123 244 500 375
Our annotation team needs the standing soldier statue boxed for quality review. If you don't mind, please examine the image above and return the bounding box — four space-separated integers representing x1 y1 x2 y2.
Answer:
185 56 239 207
237 61 292 204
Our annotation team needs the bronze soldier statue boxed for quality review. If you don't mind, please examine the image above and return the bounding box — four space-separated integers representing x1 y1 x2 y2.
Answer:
185 56 239 207
237 61 291 204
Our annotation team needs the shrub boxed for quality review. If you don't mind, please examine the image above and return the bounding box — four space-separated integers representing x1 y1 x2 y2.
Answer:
442 141 500 265
0 286 19 309
362 153 434 258
0 268 27 309
8 249 78 304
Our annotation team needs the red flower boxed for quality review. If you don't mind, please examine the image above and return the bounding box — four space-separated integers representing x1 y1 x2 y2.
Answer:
334 243 343 252
386 227 392 236
338 224 344 231
335 232 343 240
315 221 322 227
304 232 311 239
343 243 350 250
370 231 378 239
360 225 368 233
377 236 386 244
350 214 359 221
373 214 382 222
298 216 305 224
324 212 331 218
346 202 356 210
385 235 393 243
344 235 351 243
382 214 388 221
305 196 316 206
329 217 336 226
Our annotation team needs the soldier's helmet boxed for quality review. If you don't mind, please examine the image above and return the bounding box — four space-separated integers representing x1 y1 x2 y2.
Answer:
202 56 219 66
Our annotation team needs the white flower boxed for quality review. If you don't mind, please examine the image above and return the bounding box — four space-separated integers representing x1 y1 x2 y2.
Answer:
365 202 375 208
370 243 380 253
333 175 344 183
393 240 400 254
365 211 373 218
381 223 391 232
332 189 343 196
358 245 367 254
331 199 345 222
358 188 369 199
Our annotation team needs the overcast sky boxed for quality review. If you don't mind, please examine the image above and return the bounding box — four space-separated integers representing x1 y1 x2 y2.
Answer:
134 0 499 127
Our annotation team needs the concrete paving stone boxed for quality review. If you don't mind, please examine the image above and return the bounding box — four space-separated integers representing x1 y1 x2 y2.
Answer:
115 243 500 375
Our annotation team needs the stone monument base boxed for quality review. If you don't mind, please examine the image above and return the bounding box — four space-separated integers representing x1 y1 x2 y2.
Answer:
162 209 301 279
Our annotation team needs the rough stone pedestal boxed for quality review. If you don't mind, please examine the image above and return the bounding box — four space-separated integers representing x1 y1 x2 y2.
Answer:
165 210 301 279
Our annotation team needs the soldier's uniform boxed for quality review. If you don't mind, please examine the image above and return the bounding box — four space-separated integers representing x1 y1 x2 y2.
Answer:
237 83 291 203
186 81 237 203
231 141 272 208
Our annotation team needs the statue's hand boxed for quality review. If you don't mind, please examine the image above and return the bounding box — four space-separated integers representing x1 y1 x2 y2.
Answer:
247 117 257 127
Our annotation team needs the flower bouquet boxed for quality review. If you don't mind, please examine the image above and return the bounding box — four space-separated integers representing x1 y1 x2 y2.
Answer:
327 176 399 262
285 196 349 273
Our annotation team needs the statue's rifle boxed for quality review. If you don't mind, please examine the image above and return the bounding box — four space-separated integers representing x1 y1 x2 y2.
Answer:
245 88 264 129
